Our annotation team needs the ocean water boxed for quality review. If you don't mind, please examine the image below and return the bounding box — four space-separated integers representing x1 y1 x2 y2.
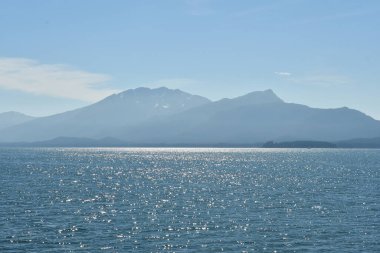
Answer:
0 148 379 252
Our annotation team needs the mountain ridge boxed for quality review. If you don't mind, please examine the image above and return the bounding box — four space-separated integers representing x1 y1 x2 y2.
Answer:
112 101 380 144
1 87 379 144
0 111 36 130
1 136 380 148
0 87 211 142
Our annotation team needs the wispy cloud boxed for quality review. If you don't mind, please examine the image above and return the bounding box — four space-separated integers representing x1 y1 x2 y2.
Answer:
274 70 351 87
0 58 120 102
275 71 292 76
289 74 351 87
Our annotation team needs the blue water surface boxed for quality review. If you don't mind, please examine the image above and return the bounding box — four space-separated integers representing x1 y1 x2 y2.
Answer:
0 148 379 252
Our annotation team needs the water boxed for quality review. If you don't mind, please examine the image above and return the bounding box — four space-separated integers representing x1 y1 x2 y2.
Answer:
1 148 379 252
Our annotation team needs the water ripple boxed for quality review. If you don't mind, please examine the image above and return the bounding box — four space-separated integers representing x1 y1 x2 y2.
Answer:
1 148 379 252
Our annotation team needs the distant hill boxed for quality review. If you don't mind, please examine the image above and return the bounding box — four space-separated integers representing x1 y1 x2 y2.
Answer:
0 136 260 148
1 136 380 148
1 87 380 145
261 138 380 149
0 111 35 130
336 137 380 148
262 141 337 148
37 136 130 147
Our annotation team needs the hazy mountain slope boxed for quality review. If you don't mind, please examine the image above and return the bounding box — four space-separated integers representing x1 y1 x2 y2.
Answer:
113 89 286 142
114 91 380 144
1 88 380 144
0 87 211 142
0 111 35 130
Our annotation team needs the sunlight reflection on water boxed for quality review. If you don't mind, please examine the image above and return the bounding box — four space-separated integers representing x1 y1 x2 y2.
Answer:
1 148 379 252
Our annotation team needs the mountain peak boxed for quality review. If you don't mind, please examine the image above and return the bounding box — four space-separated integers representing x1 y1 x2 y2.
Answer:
0 111 35 119
114 86 192 99
263 89 276 95
233 89 284 105
1 111 29 116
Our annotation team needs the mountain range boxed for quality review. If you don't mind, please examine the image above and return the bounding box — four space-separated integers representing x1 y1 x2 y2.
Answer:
0 111 35 131
1 87 380 146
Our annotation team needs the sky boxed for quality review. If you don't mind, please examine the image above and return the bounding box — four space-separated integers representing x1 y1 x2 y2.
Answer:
0 0 379 119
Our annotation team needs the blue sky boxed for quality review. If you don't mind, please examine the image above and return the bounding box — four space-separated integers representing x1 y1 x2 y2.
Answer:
0 0 379 119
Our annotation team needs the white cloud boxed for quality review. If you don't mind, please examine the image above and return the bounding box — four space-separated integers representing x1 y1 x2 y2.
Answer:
275 71 292 76
0 58 120 102
274 70 351 87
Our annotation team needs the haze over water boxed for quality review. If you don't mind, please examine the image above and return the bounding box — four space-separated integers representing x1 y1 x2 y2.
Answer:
1 148 379 252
